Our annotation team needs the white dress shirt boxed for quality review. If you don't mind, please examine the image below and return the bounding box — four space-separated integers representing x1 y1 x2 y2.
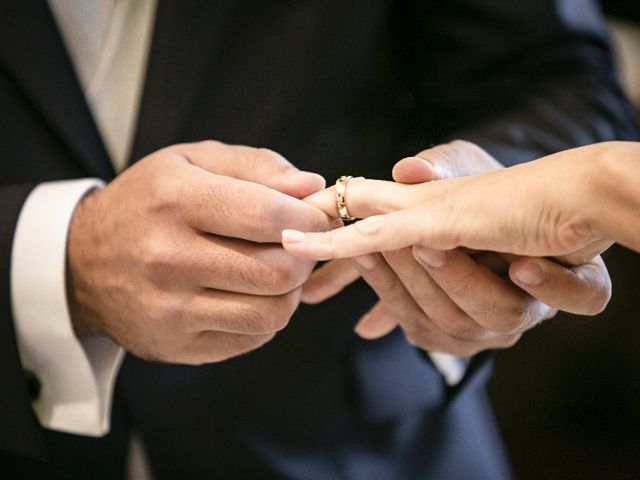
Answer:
11 0 156 436
10 0 466 440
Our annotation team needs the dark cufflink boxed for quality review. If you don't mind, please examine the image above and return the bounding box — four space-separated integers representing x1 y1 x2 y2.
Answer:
24 370 41 401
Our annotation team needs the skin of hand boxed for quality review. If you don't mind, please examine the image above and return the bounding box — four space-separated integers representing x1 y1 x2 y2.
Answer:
286 141 613 357
66 140 334 365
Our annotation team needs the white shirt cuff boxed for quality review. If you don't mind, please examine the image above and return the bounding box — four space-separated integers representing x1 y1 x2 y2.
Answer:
10 179 124 437
428 352 469 386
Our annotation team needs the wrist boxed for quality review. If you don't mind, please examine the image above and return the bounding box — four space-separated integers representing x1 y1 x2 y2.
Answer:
585 142 638 239
555 144 610 241
66 189 104 337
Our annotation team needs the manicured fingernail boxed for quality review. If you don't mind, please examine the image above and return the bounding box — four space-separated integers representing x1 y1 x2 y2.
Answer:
354 254 377 270
415 247 446 268
514 263 543 286
282 229 306 243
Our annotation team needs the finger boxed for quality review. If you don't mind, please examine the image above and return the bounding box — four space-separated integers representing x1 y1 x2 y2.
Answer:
471 251 510 277
187 235 314 296
392 156 449 183
180 287 301 336
174 140 326 198
412 140 502 177
354 301 398 339
301 259 361 304
180 165 334 242
282 209 433 260
351 252 427 337
303 178 421 219
509 256 611 316
413 247 552 334
382 248 490 342
335 141 499 212
352 253 518 356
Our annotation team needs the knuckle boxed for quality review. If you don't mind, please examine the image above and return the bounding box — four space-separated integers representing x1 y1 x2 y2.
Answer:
147 293 182 326
245 195 283 231
259 297 296 333
267 259 304 294
197 139 223 150
141 236 183 274
238 295 297 334
353 216 384 238
447 275 476 300
247 146 289 175
371 270 398 295
436 314 482 341
232 306 268 334
147 172 182 213
253 147 284 165
483 301 533 334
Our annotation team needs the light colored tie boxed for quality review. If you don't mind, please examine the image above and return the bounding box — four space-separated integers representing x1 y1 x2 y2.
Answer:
49 0 157 172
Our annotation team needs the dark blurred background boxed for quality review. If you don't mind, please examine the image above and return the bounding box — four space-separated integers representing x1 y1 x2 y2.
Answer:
489 3 640 479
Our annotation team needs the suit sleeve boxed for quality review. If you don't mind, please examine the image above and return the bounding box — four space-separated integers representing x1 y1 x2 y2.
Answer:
398 0 639 165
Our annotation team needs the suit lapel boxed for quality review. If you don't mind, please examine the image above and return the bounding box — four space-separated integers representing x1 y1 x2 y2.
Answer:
0 1 113 178
130 0 236 162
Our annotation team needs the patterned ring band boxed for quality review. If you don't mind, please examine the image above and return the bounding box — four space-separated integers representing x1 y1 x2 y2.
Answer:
335 175 356 221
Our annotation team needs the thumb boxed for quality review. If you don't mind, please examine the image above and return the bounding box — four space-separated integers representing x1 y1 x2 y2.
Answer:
392 156 449 184
173 140 326 198
510 256 611 316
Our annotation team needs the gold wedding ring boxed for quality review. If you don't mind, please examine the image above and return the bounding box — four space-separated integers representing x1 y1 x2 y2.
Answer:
335 175 356 221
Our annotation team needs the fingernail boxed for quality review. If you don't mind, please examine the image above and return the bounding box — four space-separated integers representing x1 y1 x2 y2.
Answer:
514 263 543 286
353 254 377 270
282 229 306 243
415 247 446 268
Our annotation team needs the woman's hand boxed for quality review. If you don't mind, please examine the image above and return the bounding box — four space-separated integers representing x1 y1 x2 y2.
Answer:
286 142 613 356
285 142 613 263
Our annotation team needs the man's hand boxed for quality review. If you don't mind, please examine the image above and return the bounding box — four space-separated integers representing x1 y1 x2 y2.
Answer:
66 141 332 364
291 141 611 357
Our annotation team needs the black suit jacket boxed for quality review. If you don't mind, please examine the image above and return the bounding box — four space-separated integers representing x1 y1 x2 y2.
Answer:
0 1 636 478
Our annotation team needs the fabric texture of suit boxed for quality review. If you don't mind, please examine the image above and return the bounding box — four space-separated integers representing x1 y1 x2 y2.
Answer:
0 1 637 478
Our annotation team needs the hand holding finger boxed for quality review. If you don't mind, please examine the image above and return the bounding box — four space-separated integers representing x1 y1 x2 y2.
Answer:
167 140 326 198
510 255 611 316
